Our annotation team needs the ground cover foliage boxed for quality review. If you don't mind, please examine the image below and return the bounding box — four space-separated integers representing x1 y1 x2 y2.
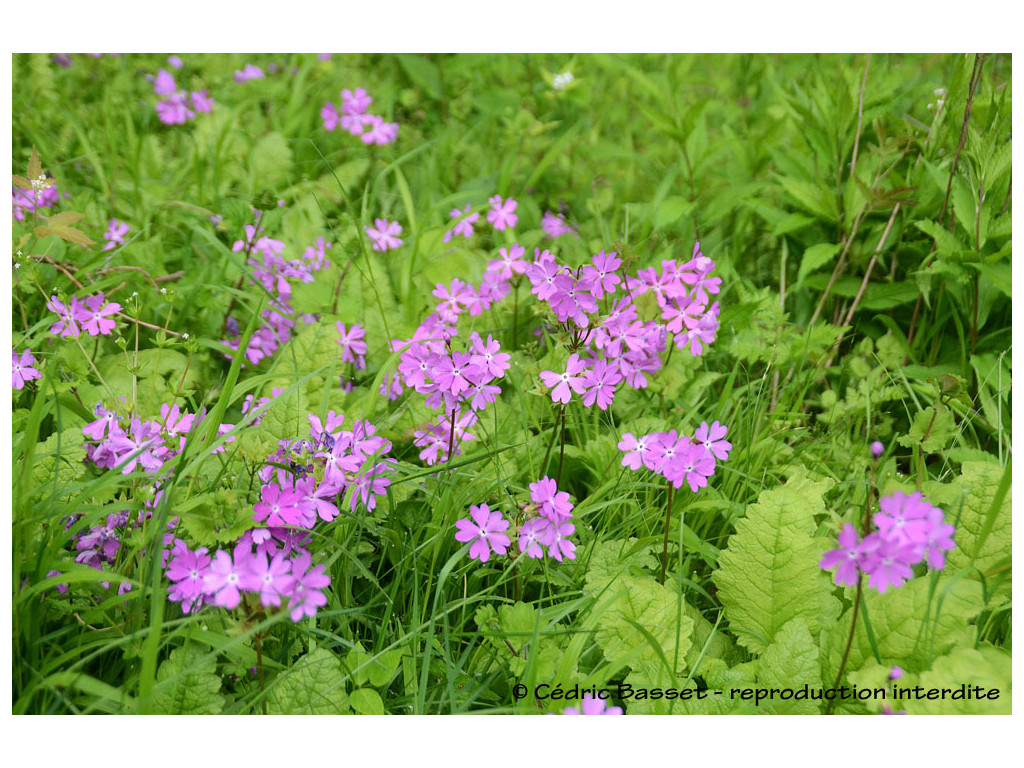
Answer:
11 52 1011 715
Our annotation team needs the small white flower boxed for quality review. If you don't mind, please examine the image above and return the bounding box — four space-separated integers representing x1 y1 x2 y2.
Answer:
183 333 190 340
131 291 139 298
160 287 167 294
552 71 574 91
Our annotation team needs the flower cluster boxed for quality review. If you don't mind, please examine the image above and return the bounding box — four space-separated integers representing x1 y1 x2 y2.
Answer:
562 695 622 715
820 490 956 593
12 348 42 390
12 182 59 220
321 87 398 146
619 421 732 492
234 64 265 83
443 195 518 243
166 540 329 621
46 293 122 338
151 67 213 126
222 228 331 365
455 476 579 564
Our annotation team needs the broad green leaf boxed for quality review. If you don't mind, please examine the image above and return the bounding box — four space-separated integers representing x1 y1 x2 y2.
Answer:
777 176 838 222
582 538 658 595
348 687 385 715
714 476 839 653
266 648 349 714
754 618 821 714
901 646 1011 715
249 132 294 189
915 219 967 257
945 461 1011 576
592 575 693 679
822 575 983 681
32 426 87 488
152 643 224 715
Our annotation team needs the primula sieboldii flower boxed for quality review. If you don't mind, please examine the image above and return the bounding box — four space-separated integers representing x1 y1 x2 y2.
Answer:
103 218 129 250
234 64 265 83
562 694 623 715
541 210 577 239
47 296 83 338
13 183 59 220
286 551 330 621
519 517 554 559
321 102 341 131
487 244 529 280
360 115 399 145
167 543 211 614
580 358 622 410
694 420 731 461
443 205 479 243
454 503 511 563
539 353 589 404
486 195 518 231
77 293 122 336
203 545 257 610
365 218 403 251
618 425 729 492
153 68 177 95
341 87 372 115
12 349 42 389
820 491 955 593
155 92 195 125
336 322 367 369
191 90 214 113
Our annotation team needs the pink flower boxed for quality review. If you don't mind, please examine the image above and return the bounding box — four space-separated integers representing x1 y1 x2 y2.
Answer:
153 68 177 96
253 482 307 527
618 432 655 471
539 353 589 404
820 524 881 588
341 87 372 115
694 420 732 461
443 205 479 243
562 694 623 715
360 115 399 145
103 218 129 250
155 92 194 125
365 218 403 251
234 64 264 83
249 551 294 607
76 294 121 336
454 503 511 563
486 195 518 231
487 244 529 280
580 358 622 410
518 518 553 559
190 90 214 113
468 332 510 379
12 349 41 389
529 477 574 523
336 322 368 368
203 545 257 610
541 210 577 239
286 551 330 621
321 102 341 131
47 296 82 338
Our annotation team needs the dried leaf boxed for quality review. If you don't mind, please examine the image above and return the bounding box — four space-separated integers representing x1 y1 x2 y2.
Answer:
27 146 42 181
51 225 96 245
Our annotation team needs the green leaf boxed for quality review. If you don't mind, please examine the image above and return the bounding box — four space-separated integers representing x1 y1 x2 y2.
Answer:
582 538 659 595
152 643 224 715
348 687 385 715
915 219 967 257
714 476 840 653
896 406 955 453
592 575 694 679
945 461 1012 576
266 648 350 714
901 646 1011 715
797 242 841 286
249 132 294 189
754 618 821 714
395 54 441 100
822 576 983 681
777 176 838 222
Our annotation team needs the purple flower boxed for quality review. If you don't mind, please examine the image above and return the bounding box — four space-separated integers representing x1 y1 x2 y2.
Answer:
468 332 510 379
547 521 576 562
76 294 121 336
203 546 256 610
618 432 655 471
47 296 82 338
539 353 589 404
487 244 529 280
12 349 41 389
519 517 553 559
249 551 294 607
486 195 518 231
190 90 214 113
443 205 479 243
155 92 195 125
153 68 177 95
454 503 512 563
321 102 341 131
336 322 368 368
820 523 881 587
580 358 622 410
360 115 399 145
529 476 574 522
234 64 265 83
870 441 885 458
167 55 183 69
366 218 403 252
863 537 919 593
166 543 211 613
286 551 330 621
103 218 129 250
694 420 731 461
562 694 623 715
253 482 307 527
541 211 577 239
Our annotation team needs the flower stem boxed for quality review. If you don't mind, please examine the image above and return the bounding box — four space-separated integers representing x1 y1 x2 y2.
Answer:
660 483 675 585
826 576 863 715
539 403 565 477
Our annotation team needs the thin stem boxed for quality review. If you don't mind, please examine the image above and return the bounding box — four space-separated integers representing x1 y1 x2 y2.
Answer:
660 483 675 585
556 406 568 485
539 403 565 476
826 576 863 715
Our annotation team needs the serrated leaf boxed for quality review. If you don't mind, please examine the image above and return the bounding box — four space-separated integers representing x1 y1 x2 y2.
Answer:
12 174 32 189
582 538 658 596
266 648 349 714
51 225 96 245
915 219 967 257
28 146 42 181
901 646 1011 714
593 575 693 679
348 687 384 715
945 461 1011 576
48 211 85 227
797 242 841 286
249 132 293 189
754 618 821 714
777 176 838 222
896 406 955 453
822 576 983 682
152 643 224 714
714 476 839 653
